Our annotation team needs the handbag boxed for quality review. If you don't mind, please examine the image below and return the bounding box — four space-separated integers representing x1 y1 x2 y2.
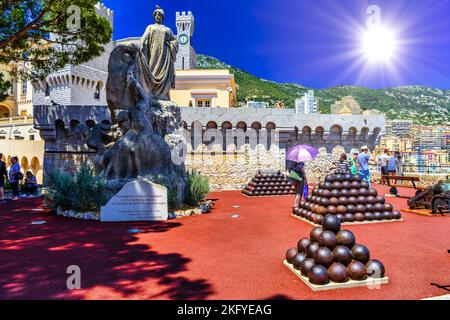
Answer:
289 169 303 182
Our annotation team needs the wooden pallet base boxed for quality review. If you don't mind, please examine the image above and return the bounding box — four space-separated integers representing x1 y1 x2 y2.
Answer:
291 214 404 226
283 260 389 291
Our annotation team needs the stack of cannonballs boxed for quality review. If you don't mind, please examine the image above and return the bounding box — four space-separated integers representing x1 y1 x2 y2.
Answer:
292 169 401 225
285 215 386 286
242 170 296 197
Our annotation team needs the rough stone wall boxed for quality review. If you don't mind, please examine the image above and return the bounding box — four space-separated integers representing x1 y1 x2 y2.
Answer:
184 144 285 190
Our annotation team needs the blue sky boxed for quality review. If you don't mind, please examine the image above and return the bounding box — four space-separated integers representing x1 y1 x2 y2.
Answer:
102 0 450 89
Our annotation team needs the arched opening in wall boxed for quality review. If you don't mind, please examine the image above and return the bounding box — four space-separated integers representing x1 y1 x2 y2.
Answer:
251 122 262 130
329 125 343 141
86 120 96 129
251 122 262 145
191 121 203 150
314 126 324 141
55 120 67 138
266 122 276 130
372 127 382 144
31 157 40 175
0 105 11 118
348 127 357 141
204 121 218 147
301 126 312 142
360 127 369 141
70 120 80 131
221 121 232 149
21 156 29 173
237 121 247 132
206 121 218 130
95 81 103 100
266 122 276 149
181 121 188 130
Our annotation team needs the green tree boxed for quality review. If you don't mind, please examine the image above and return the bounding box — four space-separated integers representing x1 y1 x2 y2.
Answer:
0 72 11 101
0 0 112 80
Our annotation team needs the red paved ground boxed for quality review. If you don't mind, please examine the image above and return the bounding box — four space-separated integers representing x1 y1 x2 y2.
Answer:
0 185 449 300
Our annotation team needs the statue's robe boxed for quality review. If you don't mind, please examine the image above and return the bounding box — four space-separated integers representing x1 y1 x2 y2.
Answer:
132 23 179 101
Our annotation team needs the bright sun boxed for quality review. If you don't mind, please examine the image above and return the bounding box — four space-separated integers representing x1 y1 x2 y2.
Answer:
362 26 397 62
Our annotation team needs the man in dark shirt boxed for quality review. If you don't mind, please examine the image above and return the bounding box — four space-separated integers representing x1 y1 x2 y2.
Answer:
0 153 7 203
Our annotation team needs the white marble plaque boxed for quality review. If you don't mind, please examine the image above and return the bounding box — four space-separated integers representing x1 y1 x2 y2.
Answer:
100 180 168 222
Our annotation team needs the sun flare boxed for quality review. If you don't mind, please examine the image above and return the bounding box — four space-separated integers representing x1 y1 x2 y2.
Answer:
362 26 398 63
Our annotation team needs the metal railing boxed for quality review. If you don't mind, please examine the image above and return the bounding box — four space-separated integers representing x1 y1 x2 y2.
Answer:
371 164 450 175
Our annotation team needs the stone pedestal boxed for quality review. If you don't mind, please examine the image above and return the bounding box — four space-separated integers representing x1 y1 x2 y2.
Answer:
100 180 168 222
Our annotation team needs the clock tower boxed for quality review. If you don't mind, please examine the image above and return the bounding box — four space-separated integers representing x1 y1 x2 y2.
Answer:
175 11 197 70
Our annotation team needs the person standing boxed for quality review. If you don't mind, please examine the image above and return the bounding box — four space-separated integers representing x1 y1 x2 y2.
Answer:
0 154 7 203
395 152 404 176
349 151 359 175
289 161 307 208
377 149 390 185
357 146 375 188
8 156 21 200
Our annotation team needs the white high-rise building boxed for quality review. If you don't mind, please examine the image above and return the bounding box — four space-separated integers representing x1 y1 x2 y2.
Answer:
175 11 197 70
295 90 318 115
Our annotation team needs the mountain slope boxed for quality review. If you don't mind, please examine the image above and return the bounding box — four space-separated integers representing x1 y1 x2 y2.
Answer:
197 54 450 125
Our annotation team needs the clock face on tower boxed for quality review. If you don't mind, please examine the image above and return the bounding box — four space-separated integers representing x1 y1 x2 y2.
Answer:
178 34 189 45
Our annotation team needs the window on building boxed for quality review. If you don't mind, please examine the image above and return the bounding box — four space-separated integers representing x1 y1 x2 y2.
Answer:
45 83 50 97
94 82 101 100
196 99 212 108
29 135 35 141
20 110 27 116
22 80 28 95
14 135 24 140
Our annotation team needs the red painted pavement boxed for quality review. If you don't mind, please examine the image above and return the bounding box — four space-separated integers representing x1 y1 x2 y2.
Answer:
0 185 449 300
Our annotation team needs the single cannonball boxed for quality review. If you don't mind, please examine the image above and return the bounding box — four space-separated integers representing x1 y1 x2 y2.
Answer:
313 247 334 268
347 197 358 205
367 196 377 205
347 204 356 214
312 189 318 196
392 211 402 220
336 213 344 222
340 189 350 198
315 214 324 225
349 189 359 197
335 174 344 182
336 230 356 248
321 198 330 207
360 181 370 189
355 204 366 213
306 242 320 258
323 182 333 191
342 181 352 190
365 203 375 212
376 196 386 204
373 212 383 221
354 213 365 222
331 189 341 198
325 174 334 183
344 213 354 223
366 259 386 278
322 189 332 198
300 258 316 276
351 181 361 189
332 182 342 190
286 247 298 263
328 262 349 283
292 253 307 270
329 197 340 206
359 188 369 197
384 203 394 212
337 205 347 215
374 203 385 212
352 174 363 182
319 182 325 189
297 238 311 253
317 189 324 197
339 197 349 206
357 196 367 205
318 230 338 249
333 245 353 266
344 173 353 182
382 211 393 220
351 244 371 263
310 227 323 242
364 212 375 221
347 261 368 281
317 206 327 216
368 188 378 197
293 207 299 215
312 204 320 214
308 265 329 285
326 205 337 215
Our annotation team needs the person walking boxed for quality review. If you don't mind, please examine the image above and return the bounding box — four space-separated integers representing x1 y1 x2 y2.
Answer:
377 149 390 185
289 161 307 208
357 146 375 188
0 153 7 203
8 156 21 200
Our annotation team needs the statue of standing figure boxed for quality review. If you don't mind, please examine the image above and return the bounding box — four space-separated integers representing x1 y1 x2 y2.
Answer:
131 5 179 101
98 5 187 202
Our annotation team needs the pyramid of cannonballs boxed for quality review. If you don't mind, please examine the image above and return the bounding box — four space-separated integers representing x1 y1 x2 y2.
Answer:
242 170 296 197
293 168 401 225
285 215 387 286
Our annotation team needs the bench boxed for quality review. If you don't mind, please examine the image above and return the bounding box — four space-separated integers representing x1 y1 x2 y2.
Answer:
382 175 421 190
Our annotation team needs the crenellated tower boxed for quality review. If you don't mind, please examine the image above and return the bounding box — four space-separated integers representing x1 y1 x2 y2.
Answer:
175 11 197 70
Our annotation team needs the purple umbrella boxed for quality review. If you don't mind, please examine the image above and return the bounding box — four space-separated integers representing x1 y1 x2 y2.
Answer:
286 145 319 163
